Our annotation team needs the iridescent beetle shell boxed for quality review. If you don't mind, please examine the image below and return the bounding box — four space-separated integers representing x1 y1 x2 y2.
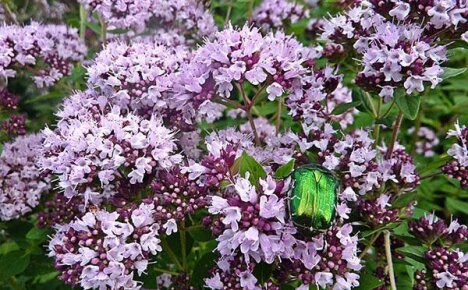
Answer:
288 164 339 232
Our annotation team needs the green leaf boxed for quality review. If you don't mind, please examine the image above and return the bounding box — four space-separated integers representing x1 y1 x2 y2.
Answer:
392 192 417 208
442 67 467 80
0 241 20 255
239 152 267 185
32 272 59 284
86 22 101 35
274 159 295 179
0 251 30 279
252 262 273 284
187 226 213 242
352 88 374 115
355 271 384 290
26 227 48 241
395 93 421 120
396 246 428 264
446 197 468 215
190 252 218 287
331 100 361 115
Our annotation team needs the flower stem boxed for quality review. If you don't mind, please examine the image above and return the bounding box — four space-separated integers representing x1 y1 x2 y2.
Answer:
99 16 107 46
224 0 232 26
237 83 261 145
385 111 404 159
358 232 381 260
276 98 282 135
154 267 178 276
384 230 397 290
373 97 382 148
160 237 183 270
79 5 86 41
180 221 188 272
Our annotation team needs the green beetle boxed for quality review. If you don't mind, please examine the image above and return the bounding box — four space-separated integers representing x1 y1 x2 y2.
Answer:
288 164 339 232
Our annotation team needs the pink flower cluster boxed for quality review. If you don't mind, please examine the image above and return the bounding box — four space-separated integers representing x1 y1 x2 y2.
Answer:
253 0 309 30
87 41 190 122
0 22 86 87
173 24 321 124
443 122 467 188
0 134 50 220
48 203 162 289
321 5 448 100
40 91 181 205
80 0 217 39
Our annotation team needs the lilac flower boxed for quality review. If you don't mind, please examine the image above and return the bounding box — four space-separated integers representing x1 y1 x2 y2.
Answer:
409 214 467 245
0 22 86 87
277 224 362 289
356 194 400 226
0 134 50 221
208 174 295 264
40 94 181 205
425 247 467 289
87 41 191 126
173 24 319 124
2 114 26 136
80 0 217 40
147 167 209 225
0 89 19 110
253 0 309 31
442 122 468 188
368 0 468 39
408 126 440 157
48 203 162 289
38 193 85 227
354 21 447 99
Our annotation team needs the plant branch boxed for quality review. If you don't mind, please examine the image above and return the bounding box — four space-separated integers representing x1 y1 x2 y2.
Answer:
358 232 381 260
384 231 397 290
154 267 178 276
79 5 87 40
99 16 107 46
237 83 261 145
385 111 404 159
180 221 188 272
276 98 282 135
160 238 183 270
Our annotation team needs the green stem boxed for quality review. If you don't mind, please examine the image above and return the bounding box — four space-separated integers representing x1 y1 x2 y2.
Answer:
79 5 87 41
365 92 378 118
381 100 396 118
358 232 381 260
385 111 404 159
180 222 187 272
237 83 261 145
154 267 179 276
276 98 282 135
373 97 382 148
248 0 255 23
224 0 232 26
384 231 397 290
99 16 107 46
160 238 183 270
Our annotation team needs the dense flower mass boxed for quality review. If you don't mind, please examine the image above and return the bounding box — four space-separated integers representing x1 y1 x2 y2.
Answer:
321 5 448 100
368 0 468 38
0 134 50 221
0 22 86 87
409 126 440 157
1 1 467 289
442 122 467 188
253 0 309 30
173 24 323 124
40 97 181 205
48 204 162 289
208 174 293 263
80 0 217 39
87 41 190 121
